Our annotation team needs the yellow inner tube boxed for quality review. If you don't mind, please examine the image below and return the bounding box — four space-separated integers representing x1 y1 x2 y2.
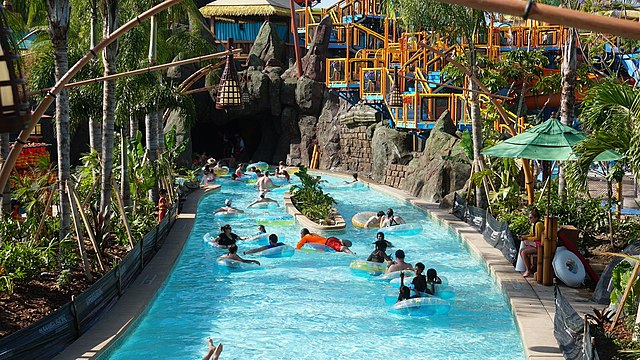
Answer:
349 260 387 274
213 167 229 176
352 211 377 228
284 166 300 174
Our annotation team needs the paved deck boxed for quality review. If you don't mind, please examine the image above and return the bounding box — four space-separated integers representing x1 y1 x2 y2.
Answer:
56 172 598 360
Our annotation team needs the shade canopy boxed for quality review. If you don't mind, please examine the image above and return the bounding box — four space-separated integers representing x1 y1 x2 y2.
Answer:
482 118 621 162
200 0 299 17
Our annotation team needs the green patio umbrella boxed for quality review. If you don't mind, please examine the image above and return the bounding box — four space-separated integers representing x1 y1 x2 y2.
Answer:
482 118 621 162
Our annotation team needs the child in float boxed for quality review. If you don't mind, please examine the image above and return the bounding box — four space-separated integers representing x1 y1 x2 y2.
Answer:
220 244 260 265
364 211 385 228
158 189 168 222
235 163 244 177
244 225 267 241
214 224 243 247
366 232 393 263
276 161 286 175
397 271 412 302
213 199 244 215
296 228 354 254
410 263 442 296
386 249 413 273
202 169 216 187
380 208 406 227
243 234 286 255
519 208 544 277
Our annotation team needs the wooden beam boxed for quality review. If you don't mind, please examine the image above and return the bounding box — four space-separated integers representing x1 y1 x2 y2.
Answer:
69 182 106 272
66 181 94 283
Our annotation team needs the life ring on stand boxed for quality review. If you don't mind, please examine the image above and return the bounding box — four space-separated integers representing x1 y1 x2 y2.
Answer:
552 246 586 288
351 212 378 228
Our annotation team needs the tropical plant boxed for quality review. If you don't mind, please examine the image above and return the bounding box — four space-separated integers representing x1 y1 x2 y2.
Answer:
290 166 336 223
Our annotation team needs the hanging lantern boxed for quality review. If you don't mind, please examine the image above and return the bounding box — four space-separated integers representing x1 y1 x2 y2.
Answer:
0 4 29 133
388 68 402 107
216 38 243 110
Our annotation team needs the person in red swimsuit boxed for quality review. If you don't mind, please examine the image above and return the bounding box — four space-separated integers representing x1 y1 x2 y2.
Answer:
295 228 353 253
158 189 168 222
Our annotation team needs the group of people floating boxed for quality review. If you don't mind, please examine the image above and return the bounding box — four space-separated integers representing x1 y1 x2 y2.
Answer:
367 232 442 301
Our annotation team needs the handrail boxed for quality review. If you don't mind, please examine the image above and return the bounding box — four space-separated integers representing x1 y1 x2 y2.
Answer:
352 22 386 42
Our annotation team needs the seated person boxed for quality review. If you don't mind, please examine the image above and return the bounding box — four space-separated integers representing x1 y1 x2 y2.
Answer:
214 224 243 246
411 263 441 296
380 208 406 227
213 199 245 214
344 173 359 184
247 193 279 208
366 232 393 263
220 244 260 265
519 208 544 277
364 211 385 228
243 234 285 255
295 228 353 254
386 249 412 273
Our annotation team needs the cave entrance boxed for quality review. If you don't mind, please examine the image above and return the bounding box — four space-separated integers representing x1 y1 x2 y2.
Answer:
190 116 264 164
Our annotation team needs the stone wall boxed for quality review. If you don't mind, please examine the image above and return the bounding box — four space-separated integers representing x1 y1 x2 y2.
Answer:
339 125 372 174
383 164 407 189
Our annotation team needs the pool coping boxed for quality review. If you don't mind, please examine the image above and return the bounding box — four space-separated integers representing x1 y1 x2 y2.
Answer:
55 171 598 360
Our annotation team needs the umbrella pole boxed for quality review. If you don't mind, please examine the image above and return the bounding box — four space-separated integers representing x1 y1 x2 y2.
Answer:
522 159 535 205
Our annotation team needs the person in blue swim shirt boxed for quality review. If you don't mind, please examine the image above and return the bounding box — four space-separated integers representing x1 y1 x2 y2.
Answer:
243 234 285 255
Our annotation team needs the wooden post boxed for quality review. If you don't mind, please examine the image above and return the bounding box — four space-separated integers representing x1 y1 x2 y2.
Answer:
611 259 640 330
543 215 557 286
34 184 56 243
111 180 136 250
66 181 94 283
536 244 544 284
68 182 106 272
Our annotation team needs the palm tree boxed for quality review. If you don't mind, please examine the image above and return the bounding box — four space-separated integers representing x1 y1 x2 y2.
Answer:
99 0 119 217
45 0 72 240
88 0 102 152
395 0 488 207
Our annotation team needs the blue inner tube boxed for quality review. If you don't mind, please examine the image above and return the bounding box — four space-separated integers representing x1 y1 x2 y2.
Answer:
390 296 451 316
379 223 423 236
216 257 262 272
256 245 295 258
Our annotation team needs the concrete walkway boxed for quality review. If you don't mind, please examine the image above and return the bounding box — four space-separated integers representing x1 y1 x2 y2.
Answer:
56 173 598 360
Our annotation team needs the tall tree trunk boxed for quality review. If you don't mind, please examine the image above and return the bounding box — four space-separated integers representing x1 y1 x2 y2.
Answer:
558 28 578 198
100 0 119 216
121 122 131 210
46 0 71 240
130 115 138 138
89 116 102 152
0 133 10 214
468 46 488 208
157 110 164 155
145 112 158 203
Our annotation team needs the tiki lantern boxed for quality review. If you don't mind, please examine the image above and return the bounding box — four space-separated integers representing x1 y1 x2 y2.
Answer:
241 74 250 105
215 38 243 110
0 4 29 133
388 68 402 107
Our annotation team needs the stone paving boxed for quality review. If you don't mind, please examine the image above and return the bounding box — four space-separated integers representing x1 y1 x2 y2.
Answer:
55 172 600 359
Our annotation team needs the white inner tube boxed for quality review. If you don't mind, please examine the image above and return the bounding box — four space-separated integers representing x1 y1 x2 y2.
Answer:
552 246 585 288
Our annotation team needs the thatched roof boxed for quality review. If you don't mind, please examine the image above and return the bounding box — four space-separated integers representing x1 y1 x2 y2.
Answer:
200 0 298 17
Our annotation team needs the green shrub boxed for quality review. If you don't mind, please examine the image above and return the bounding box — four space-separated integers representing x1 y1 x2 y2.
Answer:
0 239 58 294
290 166 336 223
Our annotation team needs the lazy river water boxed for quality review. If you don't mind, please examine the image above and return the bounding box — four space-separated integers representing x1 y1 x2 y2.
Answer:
102 174 525 359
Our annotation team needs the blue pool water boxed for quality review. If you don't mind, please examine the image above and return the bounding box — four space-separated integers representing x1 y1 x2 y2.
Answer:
104 174 525 359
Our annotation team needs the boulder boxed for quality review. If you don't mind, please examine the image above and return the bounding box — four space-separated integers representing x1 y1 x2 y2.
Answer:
249 21 285 66
370 124 412 181
267 71 283 116
280 78 297 107
316 92 342 168
339 104 380 127
296 115 318 166
402 111 471 202
282 15 332 82
295 76 324 115
273 106 298 163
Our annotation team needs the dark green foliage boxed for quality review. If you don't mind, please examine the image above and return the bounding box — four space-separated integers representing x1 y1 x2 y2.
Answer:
290 166 337 223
